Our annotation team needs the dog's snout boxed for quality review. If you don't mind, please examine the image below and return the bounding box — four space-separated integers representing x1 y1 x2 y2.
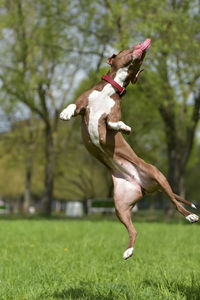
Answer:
140 38 151 51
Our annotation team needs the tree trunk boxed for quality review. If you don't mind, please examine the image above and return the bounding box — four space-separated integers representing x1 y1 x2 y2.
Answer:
166 150 186 216
157 52 200 216
23 157 32 213
13 197 21 214
167 149 186 195
23 115 36 214
40 125 55 215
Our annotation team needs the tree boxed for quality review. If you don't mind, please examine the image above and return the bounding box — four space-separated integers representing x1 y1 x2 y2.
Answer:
132 1 200 207
94 0 200 210
79 0 200 214
0 0 106 214
0 0 199 216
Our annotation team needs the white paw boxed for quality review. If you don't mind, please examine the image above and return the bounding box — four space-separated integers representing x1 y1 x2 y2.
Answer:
191 203 197 209
122 125 131 133
119 122 131 133
125 126 131 132
123 247 134 260
185 214 199 223
60 104 76 121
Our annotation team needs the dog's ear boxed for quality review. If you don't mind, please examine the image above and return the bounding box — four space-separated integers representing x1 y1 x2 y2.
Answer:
107 54 117 65
131 69 144 84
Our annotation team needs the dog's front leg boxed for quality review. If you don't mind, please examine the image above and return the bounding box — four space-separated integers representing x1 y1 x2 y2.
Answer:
60 94 88 121
107 121 131 134
60 104 77 121
60 92 88 121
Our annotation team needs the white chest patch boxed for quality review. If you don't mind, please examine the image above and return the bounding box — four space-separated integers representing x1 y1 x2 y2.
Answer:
114 67 129 86
87 67 129 146
87 85 115 145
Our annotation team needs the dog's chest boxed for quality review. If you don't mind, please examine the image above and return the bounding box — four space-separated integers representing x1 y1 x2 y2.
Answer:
87 86 115 145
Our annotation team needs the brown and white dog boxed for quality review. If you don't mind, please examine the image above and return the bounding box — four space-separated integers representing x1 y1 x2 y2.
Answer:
60 39 199 260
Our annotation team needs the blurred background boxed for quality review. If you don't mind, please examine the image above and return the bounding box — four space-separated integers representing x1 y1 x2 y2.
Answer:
0 0 199 218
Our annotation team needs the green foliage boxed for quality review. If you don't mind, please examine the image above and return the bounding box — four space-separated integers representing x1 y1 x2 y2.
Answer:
0 0 199 205
0 119 43 197
185 146 200 203
0 117 111 200
122 81 167 169
0 220 199 299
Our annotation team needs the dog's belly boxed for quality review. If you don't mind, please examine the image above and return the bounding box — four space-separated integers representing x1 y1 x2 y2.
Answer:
81 118 125 174
82 116 159 192
118 160 159 193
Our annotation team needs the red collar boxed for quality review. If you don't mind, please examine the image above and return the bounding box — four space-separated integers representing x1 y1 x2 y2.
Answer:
102 75 126 97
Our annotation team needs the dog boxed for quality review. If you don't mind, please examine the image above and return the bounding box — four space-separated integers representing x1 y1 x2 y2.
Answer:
60 39 199 260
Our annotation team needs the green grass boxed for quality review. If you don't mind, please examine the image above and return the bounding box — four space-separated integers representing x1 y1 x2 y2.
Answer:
0 219 199 300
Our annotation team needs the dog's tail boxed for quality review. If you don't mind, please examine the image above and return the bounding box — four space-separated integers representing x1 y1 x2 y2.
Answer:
174 193 197 209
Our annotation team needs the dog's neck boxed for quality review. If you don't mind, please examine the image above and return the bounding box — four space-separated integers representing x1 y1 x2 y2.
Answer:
107 67 130 88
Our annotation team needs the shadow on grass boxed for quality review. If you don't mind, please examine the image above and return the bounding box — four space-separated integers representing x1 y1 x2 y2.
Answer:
143 278 200 300
52 281 131 300
52 278 200 299
53 288 113 300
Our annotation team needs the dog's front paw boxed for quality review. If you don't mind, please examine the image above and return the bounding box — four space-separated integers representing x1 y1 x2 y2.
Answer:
60 104 76 121
121 124 131 134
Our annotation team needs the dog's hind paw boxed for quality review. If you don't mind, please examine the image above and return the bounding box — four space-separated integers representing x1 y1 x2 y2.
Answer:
123 247 134 260
191 203 197 209
185 214 199 223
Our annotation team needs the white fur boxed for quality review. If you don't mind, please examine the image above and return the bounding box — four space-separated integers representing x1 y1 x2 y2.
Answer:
60 104 76 120
108 121 131 133
87 67 129 146
114 67 129 86
119 161 143 186
185 214 199 223
191 203 197 209
123 247 134 260
87 85 115 145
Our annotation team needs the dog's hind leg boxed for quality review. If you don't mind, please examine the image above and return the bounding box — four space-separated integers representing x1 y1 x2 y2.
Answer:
112 172 143 260
155 170 199 223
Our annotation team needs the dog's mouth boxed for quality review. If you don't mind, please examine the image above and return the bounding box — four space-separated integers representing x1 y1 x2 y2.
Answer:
132 38 151 59
130 39 151 84
140 38 151 51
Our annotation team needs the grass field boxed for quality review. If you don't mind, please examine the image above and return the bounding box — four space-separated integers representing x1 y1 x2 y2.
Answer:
0 218 199 300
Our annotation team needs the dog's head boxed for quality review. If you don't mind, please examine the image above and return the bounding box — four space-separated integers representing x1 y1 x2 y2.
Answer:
107 39 151 85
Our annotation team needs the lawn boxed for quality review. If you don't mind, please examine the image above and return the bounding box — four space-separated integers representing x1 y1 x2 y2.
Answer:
0 218 199 300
